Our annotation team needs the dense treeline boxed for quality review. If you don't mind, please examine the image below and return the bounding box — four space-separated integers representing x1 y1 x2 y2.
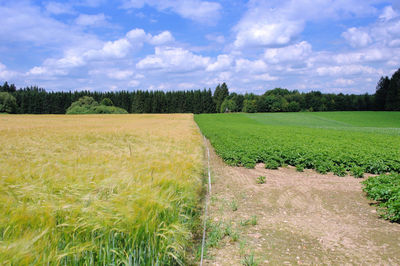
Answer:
0 68 399 114
375 68 400 111
0 84 214 114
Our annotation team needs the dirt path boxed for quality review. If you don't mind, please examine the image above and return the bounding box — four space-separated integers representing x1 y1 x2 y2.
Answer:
203 141 400 265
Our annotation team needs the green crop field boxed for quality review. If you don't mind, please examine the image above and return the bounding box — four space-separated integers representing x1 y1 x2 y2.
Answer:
195 112 400 176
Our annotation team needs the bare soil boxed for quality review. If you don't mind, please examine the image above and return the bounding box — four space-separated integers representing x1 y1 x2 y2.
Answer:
203 140 400 265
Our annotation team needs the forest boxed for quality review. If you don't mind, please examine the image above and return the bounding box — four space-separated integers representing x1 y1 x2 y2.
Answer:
0 68 399 114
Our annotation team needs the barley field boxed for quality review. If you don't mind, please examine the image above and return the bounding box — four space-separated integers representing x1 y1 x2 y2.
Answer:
0 114 203 265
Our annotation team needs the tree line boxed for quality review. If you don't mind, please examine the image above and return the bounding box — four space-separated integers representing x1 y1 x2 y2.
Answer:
0 68 399 114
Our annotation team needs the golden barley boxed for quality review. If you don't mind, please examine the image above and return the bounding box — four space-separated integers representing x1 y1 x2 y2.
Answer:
0 114 203 265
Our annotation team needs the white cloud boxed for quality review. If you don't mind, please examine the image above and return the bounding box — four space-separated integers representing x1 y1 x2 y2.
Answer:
0 2 101 50
379 6 399 21
78 0 106 8
121 0 221 24
0 62 17 80
106 69 134 80
232 0 382 50
126 28 151 42
264 41 312 63
27 66 68 77
149 31 174 45
25 27 178 83
75 13 108 27
235 59 268 73
206 55 233 72
253 73 278 81
316 65 380 76
233 15 303 48
43 54 86 69
333 48 392 65
45 2 75 15
334 78 355 86
85 38 132 59
342 27 372 48
205 34 225 44
126 28 174 46
28 66 47 75
136 46 210 72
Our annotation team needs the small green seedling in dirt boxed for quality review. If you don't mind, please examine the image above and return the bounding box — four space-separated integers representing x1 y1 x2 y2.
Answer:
256 176 266 184
239 240 247 256
241 252 258 266
230 199 238 211
240 219 250 226
206 221 226 248
240 215 257 226
250 215 257 225
225 223 240 242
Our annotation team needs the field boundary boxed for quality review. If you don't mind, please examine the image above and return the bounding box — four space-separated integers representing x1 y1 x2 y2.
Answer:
200 135 212 266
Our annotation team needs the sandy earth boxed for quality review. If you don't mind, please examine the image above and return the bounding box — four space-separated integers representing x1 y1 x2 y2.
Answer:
202 140 400 265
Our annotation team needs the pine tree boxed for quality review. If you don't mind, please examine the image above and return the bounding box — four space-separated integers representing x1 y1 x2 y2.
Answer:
213 83 229 113
385 69 400 111
375 76 390 110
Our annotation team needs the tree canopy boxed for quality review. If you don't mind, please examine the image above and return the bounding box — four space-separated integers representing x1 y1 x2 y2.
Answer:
0 92 17 113
66 96 128 114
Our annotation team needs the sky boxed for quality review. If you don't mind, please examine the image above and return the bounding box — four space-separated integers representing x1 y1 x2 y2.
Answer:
1 0 400 94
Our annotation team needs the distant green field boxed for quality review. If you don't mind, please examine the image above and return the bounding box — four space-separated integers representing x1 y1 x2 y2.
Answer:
245 112 400 135
195 112 400 177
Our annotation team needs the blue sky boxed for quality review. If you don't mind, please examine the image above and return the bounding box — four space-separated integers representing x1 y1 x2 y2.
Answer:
1 0 399 94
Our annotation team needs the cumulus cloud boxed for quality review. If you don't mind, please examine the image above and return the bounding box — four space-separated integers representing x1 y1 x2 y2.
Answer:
121 0 221 24
379 6 399 21
234 20 303 49
149 31 174 45
75 13 108 26
106 69 134 80
206 55 233 72
333 49 389 64
252 73 278 81
342 28 372 48
0 1 101 49
136 46 210 72
27 27 176 81
45 2 75 15
316 65 380 76
235 59 268 74
232 0 382 50
45 54 86 69
264 41 312 63
0 62 17 80
233 5 304 49
334 78 355 86
205 34 225 44
85 39 132 59
27 66 68 77
126 28 150 42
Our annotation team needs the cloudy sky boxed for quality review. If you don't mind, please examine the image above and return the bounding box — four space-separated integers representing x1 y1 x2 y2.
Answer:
1 0 399 94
